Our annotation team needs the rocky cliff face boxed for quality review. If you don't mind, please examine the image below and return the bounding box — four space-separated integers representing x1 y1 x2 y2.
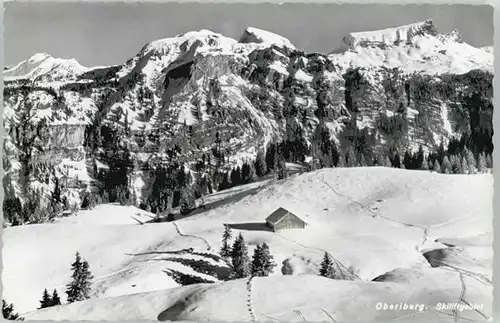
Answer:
2 20 493 224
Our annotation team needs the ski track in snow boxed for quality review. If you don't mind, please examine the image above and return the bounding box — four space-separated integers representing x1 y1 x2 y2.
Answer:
319 308 337 322
172 221 213 251
315 170 491 273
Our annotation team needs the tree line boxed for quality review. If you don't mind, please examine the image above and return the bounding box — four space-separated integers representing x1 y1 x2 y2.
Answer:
220 225 277 278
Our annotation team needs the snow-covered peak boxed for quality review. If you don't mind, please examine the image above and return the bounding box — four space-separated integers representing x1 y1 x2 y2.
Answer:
341 20 437 49
4 53 89 83
141 29 238 57
329 19 493 75
27 52 52 63
117 29 241 84
239 26 296 50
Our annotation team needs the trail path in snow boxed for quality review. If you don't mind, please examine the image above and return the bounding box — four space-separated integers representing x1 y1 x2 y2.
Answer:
246 276 256 322
172 221 213 251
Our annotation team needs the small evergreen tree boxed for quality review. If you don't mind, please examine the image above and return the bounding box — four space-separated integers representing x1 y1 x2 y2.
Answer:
337 153 346 167
255 150 267 177
275 148 288 180
65 252 94 303
441 156 452 174
230 233 250 279
465 149 476 174
319 252 335 279
2 300 23 321
421 155 429 170
247 162 257 183
220 225 232 259
250 244 264 277
477 152 487 173
50 289 61 307
433 160 442 173
358 154 367 167
260 243 277 276
346 148 357 167
38 288 52 309
427 159 433 171
384 156 392 168
461 156 469 174
251 242 276 277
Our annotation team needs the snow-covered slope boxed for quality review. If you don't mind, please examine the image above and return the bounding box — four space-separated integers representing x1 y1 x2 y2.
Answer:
4 53 89 82
25 271 491 322
329 20 493 74
3 168 493 320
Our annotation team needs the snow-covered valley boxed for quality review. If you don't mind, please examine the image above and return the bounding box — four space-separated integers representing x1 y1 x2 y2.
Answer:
3 168 493 321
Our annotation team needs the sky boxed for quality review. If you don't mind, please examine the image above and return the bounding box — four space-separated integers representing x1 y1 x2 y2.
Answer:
4 2 494 68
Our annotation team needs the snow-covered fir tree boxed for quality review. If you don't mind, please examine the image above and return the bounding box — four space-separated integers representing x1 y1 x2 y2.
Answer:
319 252 335 279
220 225 232 259
50 289 61 307
251 242 277 277
2 300 23 321
38 289 52 309
65 252 94 303
230 233 250 279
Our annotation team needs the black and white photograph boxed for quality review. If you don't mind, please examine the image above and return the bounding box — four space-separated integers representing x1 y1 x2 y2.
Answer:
2 2 494 322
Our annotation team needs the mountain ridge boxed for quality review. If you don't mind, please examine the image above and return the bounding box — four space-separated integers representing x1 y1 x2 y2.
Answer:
5 19 492 83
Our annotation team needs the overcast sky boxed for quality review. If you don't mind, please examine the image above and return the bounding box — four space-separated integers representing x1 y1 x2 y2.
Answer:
4 2 494 67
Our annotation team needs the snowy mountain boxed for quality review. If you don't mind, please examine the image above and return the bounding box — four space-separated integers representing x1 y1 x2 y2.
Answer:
329 20 493 74
4 53 90 83
2 20 494 226
3 168 493 320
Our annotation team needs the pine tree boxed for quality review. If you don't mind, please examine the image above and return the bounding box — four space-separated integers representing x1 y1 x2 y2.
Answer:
461 156 469 174
247 162 257 183
384 156 392 168
251 242 276 277
433 160 442 173
2 300 23 321
450 155 463 174
319 252 335 279
255 150 267 177
337 153 346 167
477 152 487 173
230 233 250 279
50 289 61 307
441 156 452 174
359 154 367 167
65 252 94 303
416 145 425 169
427 159 433 171
465 149 476 174
220 225 232 259
38 288 52 309
346 148 357 167
260 242 276 276
275 147 288 180
250 244 264 277
421 155 429 170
